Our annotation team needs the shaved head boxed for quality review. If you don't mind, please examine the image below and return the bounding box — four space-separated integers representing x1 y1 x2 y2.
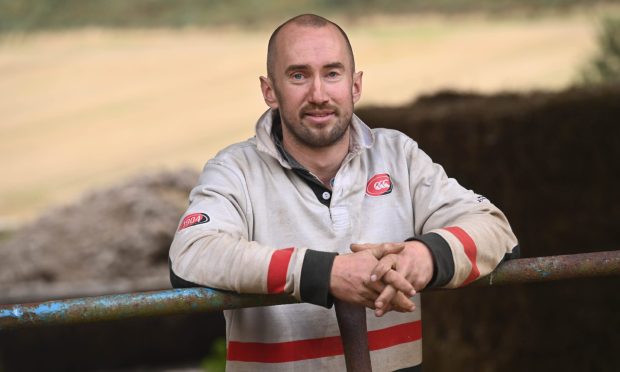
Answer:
267 14 355 80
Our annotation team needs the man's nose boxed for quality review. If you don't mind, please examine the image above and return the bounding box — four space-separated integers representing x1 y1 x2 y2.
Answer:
308 76 329 104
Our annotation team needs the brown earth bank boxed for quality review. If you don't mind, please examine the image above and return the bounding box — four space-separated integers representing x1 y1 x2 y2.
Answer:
0 168 197 292
1 84 619 371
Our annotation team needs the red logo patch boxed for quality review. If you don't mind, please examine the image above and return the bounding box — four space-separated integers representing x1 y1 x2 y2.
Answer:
178 213 210 231
366 173 393 196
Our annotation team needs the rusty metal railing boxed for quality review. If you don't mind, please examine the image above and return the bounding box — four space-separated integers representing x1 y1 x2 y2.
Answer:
1 250 619 331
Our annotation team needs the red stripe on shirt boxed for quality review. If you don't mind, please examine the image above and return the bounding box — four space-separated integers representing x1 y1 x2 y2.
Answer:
226 320 421 363
267 247 294 293
368 319 422 351
444 226 480 286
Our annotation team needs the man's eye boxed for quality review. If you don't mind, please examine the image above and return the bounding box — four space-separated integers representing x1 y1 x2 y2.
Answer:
327 71 340 78
292 73 304 80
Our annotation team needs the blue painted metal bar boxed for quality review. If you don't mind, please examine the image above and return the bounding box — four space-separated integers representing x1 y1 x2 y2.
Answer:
1 250 618 330
0 288 296 330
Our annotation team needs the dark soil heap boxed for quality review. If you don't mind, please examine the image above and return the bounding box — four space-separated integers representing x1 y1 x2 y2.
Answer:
0 168 198 300
357 85 620 257
356 83 620 372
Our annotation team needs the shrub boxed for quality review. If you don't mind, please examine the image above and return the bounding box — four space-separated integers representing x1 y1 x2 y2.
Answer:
579 17 620 85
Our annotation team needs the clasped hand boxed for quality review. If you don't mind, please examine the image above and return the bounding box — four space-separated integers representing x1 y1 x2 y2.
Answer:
329 241 434 317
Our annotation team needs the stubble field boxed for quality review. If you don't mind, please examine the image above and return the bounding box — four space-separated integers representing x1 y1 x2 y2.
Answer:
0 12 606 222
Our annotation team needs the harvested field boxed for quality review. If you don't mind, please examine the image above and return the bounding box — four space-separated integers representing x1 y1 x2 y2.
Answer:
0 12 606 222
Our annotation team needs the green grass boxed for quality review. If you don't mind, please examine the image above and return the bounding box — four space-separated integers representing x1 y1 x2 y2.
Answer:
578 16 620 85
0 0 615 34
201 337 226 372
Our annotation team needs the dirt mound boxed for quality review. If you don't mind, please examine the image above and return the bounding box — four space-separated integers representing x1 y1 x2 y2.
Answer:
0 168 198 294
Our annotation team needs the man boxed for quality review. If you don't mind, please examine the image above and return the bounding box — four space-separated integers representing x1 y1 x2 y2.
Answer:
169 14 518 371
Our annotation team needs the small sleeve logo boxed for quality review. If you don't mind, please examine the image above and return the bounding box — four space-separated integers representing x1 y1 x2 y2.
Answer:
178 213 210 231
366 173 393 196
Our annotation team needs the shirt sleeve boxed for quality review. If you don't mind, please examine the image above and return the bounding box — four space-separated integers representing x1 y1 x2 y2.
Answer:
406 139 519 288
168 158 309 301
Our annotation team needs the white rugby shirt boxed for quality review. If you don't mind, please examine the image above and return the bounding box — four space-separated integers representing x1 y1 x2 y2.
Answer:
169 109 518 371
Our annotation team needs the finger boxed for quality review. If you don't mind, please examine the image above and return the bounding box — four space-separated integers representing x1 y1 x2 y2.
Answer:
354 299 377 310
374 286 415 314
375 293 415 317
383 270 416 297
369 242 405 259
370 255 397 283
366 278 385 294
411 275 432 292
359 287 380 304
374 285 397 313
377 302 394 317
391 291 415 313
350 243 371 253
349 293 376 310
362 299 376 310
358 296 376 310
383 242 406 254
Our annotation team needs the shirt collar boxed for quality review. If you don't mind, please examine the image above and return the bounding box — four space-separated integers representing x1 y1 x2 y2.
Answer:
255 108 374 166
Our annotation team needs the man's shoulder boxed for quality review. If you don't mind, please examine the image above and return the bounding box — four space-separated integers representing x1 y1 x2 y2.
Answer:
370 127 417 147
212 137 259 161
199 137 262 173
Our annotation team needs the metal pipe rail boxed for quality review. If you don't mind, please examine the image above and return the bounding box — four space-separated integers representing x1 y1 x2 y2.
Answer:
1 250 619 330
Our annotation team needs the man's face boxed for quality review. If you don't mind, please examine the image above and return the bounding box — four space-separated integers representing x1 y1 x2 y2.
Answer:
261 24 362 149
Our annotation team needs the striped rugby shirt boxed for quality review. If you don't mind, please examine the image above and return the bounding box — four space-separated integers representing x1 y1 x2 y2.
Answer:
169 109 518 371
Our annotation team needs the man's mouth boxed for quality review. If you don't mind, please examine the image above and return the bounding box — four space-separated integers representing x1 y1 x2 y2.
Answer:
303 110 335 123
304 110 334 117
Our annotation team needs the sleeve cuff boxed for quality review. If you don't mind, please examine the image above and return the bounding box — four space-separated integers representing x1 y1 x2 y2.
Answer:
406 233 455 288
169 258 200 288
505 244 520 260
300 249 338 308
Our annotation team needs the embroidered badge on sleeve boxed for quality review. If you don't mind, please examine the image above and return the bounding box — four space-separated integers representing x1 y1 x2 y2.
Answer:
178 213 210 231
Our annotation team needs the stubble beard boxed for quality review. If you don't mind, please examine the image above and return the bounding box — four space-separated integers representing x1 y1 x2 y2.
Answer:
280 108 351 148
278 104 352 149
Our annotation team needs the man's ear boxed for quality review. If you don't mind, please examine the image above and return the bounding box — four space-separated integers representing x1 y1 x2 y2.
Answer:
352 71 363 104
260 76 279 109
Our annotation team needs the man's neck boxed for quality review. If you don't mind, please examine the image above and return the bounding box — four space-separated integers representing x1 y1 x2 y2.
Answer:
282 129 350 188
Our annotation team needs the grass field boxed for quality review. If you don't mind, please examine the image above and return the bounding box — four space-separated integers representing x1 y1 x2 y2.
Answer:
0 10 614 222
